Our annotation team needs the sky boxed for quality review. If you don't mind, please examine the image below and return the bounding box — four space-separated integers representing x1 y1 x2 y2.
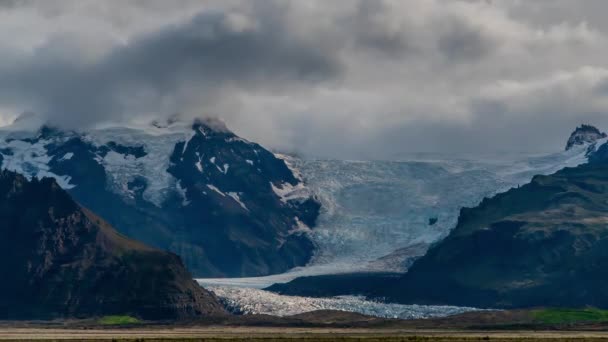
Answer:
0 0 608 159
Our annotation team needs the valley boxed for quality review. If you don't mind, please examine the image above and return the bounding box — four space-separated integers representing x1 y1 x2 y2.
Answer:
0 118 607 332
197 136 596 318
2 1 608 339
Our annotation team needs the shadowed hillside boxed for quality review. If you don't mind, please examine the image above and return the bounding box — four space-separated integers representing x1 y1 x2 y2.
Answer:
0 170 226 320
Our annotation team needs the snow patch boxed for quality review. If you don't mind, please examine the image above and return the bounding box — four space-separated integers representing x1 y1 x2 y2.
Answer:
227 192 248 211
181 130 196 157
207 184 226 197
271 181 310 203
59 152 74 161
195 152 203 173
288 217 312 235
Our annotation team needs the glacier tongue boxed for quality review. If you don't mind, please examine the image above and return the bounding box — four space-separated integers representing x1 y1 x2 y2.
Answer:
208 286 482 319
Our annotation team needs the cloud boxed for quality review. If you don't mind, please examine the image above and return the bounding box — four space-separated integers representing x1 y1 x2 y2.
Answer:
0 0 607 158
0 2 341 127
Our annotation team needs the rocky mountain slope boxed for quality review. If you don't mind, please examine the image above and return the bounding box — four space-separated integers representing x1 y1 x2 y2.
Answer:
266 125 608 310
373 125 608 308
0 116 320 277
0 170 226 320
565 124 607 150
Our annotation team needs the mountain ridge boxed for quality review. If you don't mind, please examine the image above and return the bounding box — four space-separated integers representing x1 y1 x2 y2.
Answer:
266 125 608 310
0 117 320 277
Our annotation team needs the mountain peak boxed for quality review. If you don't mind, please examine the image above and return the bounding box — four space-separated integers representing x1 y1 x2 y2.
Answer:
193 117 230 133
565 124 607 151
149 115 230 133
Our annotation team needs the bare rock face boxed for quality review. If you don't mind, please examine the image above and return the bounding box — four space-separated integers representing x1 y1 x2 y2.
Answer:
565 124 606 150
0 170 226 320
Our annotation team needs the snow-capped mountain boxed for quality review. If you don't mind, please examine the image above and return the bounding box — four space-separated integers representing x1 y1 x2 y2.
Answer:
565 124 607 150
0 116 320 277
198 125 608 319
201 125 603 287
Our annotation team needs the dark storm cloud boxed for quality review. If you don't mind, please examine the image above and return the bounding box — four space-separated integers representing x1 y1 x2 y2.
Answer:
0 0 608 158
437 20 495 62
0 6 341 127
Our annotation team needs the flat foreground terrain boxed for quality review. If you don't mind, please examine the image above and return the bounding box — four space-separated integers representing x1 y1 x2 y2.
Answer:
6 328 608 341
6 309 608 340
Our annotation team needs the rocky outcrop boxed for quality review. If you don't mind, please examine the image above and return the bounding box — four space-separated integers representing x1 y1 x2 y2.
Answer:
565 124 606 150
0 170 226 320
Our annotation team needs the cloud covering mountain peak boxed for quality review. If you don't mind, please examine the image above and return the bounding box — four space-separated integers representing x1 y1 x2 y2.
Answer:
0 0 607 158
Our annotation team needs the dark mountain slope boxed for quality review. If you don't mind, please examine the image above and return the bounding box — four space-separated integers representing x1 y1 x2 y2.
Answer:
0 170 226 320
377 156 608 308
0 117 320 277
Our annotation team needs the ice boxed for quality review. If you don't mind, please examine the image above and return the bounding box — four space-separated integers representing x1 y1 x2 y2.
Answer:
84 126 193 207
199 147 592 319
285 146 592 273
0 137 75 189
270 181 310 203
176 180 190 206
206 286 483 319
199 145 593 285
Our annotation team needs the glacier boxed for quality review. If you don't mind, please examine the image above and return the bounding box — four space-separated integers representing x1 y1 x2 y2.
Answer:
298 147 589 273
208 285 482 319
200 145 591 318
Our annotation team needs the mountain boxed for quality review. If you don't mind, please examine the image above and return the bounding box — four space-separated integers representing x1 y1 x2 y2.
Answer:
565 124 607 150
0 170 226 320
0 117 320 277
370 125 608 308
266 125 608 309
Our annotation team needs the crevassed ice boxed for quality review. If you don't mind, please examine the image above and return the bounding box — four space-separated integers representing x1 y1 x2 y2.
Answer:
208 286 482 319
282 145 591 274
198 146 591 319
84 127 193 207
0 136 74 188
